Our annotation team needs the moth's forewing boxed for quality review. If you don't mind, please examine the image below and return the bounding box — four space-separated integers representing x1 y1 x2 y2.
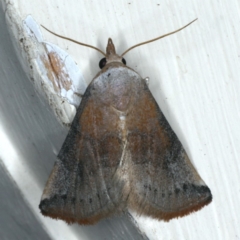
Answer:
39 67 128 224
126 83 212 221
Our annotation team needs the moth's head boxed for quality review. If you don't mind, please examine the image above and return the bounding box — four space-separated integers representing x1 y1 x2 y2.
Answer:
99 38 126 69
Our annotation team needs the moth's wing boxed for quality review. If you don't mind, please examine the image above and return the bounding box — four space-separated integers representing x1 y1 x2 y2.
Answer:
127 82 212 221
39 85 125 225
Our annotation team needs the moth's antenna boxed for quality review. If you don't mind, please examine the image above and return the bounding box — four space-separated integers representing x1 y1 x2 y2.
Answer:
41 25 106 56
121 18 197 57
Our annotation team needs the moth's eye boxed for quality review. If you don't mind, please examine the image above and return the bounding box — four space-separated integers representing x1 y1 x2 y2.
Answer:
122 58 126 65
99 58 107 69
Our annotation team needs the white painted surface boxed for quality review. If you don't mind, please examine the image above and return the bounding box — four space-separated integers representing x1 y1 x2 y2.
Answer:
23 15 86 108
1 0 240 239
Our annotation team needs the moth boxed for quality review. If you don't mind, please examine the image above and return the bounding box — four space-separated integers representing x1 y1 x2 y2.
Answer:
39 19 212 225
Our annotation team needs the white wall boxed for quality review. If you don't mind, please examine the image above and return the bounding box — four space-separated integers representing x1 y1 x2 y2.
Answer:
1 0 239 239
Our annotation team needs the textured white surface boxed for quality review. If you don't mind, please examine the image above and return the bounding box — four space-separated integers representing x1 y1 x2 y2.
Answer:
24 15 86 107
22 15 86 124
1 0 240 239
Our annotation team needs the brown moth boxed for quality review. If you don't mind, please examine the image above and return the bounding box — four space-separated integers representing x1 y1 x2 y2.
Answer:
39 19 212 225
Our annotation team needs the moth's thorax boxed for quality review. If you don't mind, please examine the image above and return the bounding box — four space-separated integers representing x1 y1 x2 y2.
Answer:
91 64 144 144
91 65 144 112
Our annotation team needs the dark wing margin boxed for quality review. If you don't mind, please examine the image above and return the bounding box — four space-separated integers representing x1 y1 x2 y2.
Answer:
39 86 126 225
126 83 212 221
